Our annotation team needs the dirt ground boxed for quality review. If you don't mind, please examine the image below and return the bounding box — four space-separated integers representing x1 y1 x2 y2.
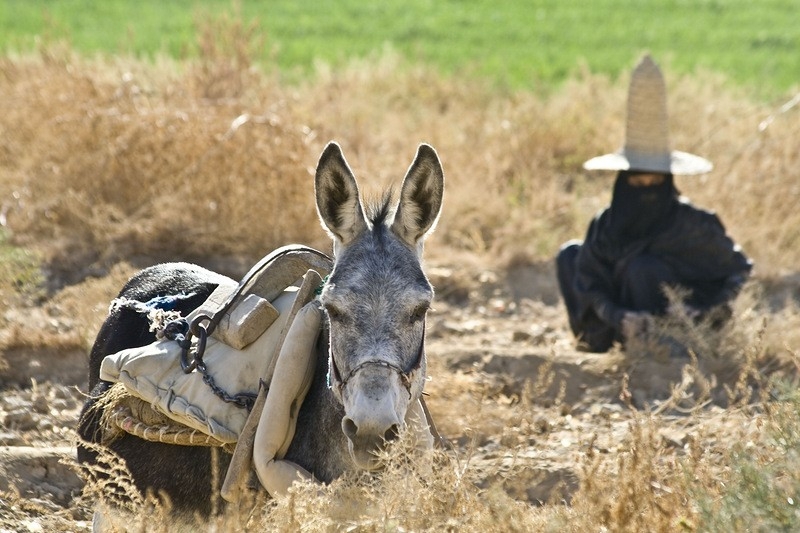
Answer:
0 257 773 531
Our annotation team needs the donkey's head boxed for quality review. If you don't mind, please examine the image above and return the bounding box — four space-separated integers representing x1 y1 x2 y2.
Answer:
314 142 444 470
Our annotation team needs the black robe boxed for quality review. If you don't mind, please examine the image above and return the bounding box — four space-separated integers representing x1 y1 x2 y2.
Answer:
557 173 752 352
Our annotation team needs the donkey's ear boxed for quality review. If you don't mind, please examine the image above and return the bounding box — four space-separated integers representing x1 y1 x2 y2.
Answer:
391 144 445 247
315 142 368 245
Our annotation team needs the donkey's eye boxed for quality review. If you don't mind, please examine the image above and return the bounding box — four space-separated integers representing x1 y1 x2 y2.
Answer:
410 304 429 323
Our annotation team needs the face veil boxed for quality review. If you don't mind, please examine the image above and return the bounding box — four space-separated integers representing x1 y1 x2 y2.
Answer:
608 171 679 242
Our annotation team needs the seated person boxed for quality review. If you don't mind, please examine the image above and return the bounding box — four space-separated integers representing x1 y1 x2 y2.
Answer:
556 55 752 353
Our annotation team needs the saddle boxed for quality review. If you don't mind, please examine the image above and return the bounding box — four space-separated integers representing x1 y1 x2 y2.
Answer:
100 246 332 440
97 245 439 501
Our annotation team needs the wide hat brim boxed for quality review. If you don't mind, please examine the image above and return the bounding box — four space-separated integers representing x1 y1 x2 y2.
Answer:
583 149 713 175
584 55 713 176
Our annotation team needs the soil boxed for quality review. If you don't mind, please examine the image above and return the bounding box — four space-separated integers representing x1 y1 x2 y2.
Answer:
0 258 771 531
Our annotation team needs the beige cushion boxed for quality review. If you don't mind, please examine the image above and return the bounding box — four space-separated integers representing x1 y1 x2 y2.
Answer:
99 286 309 443
253 301 321 496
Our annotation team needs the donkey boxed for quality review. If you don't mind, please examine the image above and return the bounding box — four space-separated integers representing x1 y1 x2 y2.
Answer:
77 141 445 520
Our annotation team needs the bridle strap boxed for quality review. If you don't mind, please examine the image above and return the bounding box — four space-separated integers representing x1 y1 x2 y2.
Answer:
341 360 412 391
331 320 426 399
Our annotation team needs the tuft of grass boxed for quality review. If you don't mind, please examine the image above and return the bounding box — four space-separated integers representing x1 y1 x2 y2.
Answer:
692 378 800 532
75 429 549 532
0 228 43 302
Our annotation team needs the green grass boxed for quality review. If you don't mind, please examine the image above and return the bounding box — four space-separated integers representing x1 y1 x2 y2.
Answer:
1 1 798 99
0 229 43 301
694 380 800 531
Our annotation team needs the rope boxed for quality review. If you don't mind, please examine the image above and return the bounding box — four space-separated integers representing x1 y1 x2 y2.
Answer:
109 294 194 337
105 397 235 453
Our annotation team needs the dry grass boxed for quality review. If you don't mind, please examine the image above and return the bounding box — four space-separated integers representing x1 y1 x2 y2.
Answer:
2 15 800 533
1 29 799 284
64 286 795 532
69 349 796 532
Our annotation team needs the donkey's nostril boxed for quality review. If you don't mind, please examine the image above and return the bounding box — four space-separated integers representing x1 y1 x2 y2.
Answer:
384 424 400 443
342 417 358 440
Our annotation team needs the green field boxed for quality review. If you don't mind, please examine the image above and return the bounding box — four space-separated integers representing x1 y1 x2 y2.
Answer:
1 0 798 99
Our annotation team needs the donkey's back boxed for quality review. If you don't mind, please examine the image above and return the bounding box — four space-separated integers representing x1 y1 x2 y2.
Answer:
78 263 234 514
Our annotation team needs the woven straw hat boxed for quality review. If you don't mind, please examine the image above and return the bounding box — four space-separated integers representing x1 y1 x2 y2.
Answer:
583 55 713 175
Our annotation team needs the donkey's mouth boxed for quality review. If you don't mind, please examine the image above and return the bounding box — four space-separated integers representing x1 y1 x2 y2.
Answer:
349 449 381 471
346 437 395 471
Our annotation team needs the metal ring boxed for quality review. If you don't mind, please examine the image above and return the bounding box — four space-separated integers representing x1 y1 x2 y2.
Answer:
189 313 213 337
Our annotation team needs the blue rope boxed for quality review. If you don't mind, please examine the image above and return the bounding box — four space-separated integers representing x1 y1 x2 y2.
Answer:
142 292 198 311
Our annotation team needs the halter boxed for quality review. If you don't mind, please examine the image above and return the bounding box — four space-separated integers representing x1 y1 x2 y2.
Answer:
328 321 426 401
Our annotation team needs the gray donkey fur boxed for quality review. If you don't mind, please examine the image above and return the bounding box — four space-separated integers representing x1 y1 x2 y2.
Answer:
77 141 444 522
316 142 444 469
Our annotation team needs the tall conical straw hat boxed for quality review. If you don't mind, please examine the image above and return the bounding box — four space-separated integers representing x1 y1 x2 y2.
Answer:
583 55 713 175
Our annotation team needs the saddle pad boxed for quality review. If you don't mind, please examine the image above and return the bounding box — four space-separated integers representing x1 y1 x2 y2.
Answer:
100 279 318 443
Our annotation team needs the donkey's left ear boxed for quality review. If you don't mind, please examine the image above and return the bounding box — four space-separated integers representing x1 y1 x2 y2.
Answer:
315 142 368 246
391 144 445 247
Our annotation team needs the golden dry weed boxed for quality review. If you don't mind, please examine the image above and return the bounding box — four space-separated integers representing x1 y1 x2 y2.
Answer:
2 18 800 533
2 40 798 283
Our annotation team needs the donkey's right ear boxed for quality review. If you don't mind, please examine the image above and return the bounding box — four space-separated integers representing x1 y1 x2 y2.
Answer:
315 142 368 246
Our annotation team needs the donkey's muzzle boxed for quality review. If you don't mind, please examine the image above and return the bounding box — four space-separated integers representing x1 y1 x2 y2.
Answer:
341 411 402 470
342 416 400 444
341 373 407 470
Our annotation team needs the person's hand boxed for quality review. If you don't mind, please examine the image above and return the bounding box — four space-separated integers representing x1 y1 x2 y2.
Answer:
621 311 652 340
